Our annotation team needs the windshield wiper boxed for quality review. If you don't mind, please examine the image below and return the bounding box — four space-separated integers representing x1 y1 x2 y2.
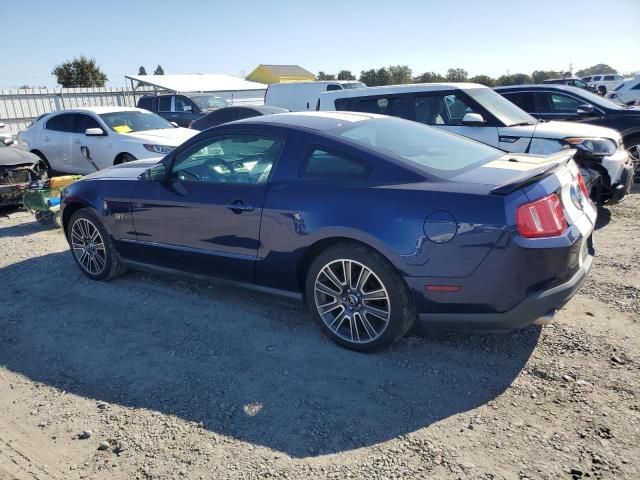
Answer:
508 122 536 127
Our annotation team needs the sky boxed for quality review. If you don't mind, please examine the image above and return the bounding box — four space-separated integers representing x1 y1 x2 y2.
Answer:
2 0 639 88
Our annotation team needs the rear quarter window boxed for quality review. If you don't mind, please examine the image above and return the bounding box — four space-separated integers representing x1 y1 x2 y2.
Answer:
301 148 369 179
45 114 75 132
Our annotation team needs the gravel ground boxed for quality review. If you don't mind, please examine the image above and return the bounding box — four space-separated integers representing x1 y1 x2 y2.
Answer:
0 188 638 480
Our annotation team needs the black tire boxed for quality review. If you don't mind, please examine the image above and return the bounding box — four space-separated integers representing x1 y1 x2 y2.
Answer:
67 209 128 281
623 134 640 182
305 242 416 352
32 151 51 178
53 212 62 229
115 153 136 165
598 86 607 96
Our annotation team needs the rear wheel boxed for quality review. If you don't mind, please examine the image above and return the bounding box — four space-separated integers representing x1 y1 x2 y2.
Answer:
624 135 640 182
305 243 416 352
67 209 127 281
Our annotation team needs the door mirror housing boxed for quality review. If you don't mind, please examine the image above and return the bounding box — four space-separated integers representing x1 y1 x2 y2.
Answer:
462 112 487 126
576 104 595 116
2 137 14 146
170 121 178 127
85 127 105 136
143 162 168 182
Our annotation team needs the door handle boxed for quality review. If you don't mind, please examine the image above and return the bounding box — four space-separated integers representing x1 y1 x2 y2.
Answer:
225 200 255 214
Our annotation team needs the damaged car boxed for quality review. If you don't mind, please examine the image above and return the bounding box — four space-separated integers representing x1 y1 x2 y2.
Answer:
0 136 48 207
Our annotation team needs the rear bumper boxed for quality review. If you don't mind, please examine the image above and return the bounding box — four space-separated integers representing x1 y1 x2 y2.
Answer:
417 252 593 330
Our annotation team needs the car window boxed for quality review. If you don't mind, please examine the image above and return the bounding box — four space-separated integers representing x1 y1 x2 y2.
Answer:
336 96 408 117
302 148 368 179
549 93 583 113
75 114 101 134
632 82 640 91
174 96 193 113
575 80 587 88
326 84 343 92
604 76 615 81
334 117 501 180
592 76 601 81
501 92 535 112
171 135 283 184
414 94 478 126
582 77 592 82
138 97 152 110
45 113 75 132
158 96 172 112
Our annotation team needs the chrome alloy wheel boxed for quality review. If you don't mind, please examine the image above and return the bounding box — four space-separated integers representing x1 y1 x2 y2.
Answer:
71 218 106 275
627 143 639 176
314 259 391 344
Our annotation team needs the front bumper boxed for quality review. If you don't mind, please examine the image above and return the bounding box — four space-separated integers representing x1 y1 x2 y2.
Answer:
0 181 29 206
416 250 593 331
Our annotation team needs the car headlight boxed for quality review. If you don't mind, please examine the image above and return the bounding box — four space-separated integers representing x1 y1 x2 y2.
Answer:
564 137 617 157
143 144 175 154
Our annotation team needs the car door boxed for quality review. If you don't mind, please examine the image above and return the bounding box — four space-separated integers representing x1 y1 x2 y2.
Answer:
41 113 75 172
70 113 111 173
411 92 501 148
534 92 593 121
172 95 201 127
129 132 284 282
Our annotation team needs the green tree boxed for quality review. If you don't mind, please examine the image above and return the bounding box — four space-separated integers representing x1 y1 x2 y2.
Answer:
388 65 412 85
445 68 468 82
359 68 391 87
468 75 495 87
316 71 336 81
496 73 532 86
337 70 356 81
52 55 108 88
154 64 165 75
576 64 617 78
413 71 445 83
138 66 147 75
531 70 562 83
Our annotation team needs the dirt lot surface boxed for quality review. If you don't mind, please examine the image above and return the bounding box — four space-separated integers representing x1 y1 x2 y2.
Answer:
0 189 638 480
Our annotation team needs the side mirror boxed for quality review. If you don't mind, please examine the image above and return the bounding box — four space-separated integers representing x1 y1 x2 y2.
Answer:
170 121 178 127
462 112 486 126
85 127 105 136
2 137 14 146
576 104 595 116
143 162 168 182
0 123 5 130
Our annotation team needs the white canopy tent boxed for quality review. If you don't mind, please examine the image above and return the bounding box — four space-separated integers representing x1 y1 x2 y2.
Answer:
125 74 267 106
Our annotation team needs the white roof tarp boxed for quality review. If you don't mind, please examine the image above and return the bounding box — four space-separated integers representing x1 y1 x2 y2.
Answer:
125 74 267 93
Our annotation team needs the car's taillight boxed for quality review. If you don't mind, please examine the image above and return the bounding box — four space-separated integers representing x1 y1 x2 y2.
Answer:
576 172 589 198
516 193 566 238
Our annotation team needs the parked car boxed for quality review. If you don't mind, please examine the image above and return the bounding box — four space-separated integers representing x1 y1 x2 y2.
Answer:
18 107 197 175
542 78 596 93
265 81 366 112
60 112 597 351
137 93 230 127
189 105 288 131
495 84 640 180
581 74 626 95
318 83 633 204
606 76 640 106
0 137 48 207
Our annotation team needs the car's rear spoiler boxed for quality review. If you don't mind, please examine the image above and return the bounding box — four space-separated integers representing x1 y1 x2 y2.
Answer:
490 151 574 195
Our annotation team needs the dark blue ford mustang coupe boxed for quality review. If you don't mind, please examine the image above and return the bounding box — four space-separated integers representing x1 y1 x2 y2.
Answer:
60 112 597 351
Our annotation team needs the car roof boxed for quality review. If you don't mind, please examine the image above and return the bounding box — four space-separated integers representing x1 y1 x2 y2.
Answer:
227 105 288 114
495 84 585 94
47 106 150 115
319 82 486 100
234 111 382 132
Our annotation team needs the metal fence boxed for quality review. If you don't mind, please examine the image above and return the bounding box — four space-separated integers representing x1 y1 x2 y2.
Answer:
0 87 265 134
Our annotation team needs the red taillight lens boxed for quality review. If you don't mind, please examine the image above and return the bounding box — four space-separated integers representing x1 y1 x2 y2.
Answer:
576 172 589 198
516 193 567 238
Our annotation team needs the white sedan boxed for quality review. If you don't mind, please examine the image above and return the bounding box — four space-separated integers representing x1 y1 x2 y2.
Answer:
18 107 198 174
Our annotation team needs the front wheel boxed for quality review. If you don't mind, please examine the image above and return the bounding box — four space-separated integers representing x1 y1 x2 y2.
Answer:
67 209 128 281
305 243 416 352
624 135 640 182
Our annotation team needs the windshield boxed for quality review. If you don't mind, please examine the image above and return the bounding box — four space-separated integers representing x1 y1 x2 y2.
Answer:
466 88 537 126
331 117 502 179
99 111 174 133
190 94 230 111
342 82 367 89
562 87 626 110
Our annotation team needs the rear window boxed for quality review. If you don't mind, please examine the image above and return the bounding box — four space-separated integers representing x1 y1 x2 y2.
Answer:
335 96 408 117
331 116 502 179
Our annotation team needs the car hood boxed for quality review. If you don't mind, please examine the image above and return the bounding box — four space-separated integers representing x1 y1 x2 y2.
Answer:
120 127 197 145
531 120 621 141
0 146 39 167
452 151 573 188
80 158 161 181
